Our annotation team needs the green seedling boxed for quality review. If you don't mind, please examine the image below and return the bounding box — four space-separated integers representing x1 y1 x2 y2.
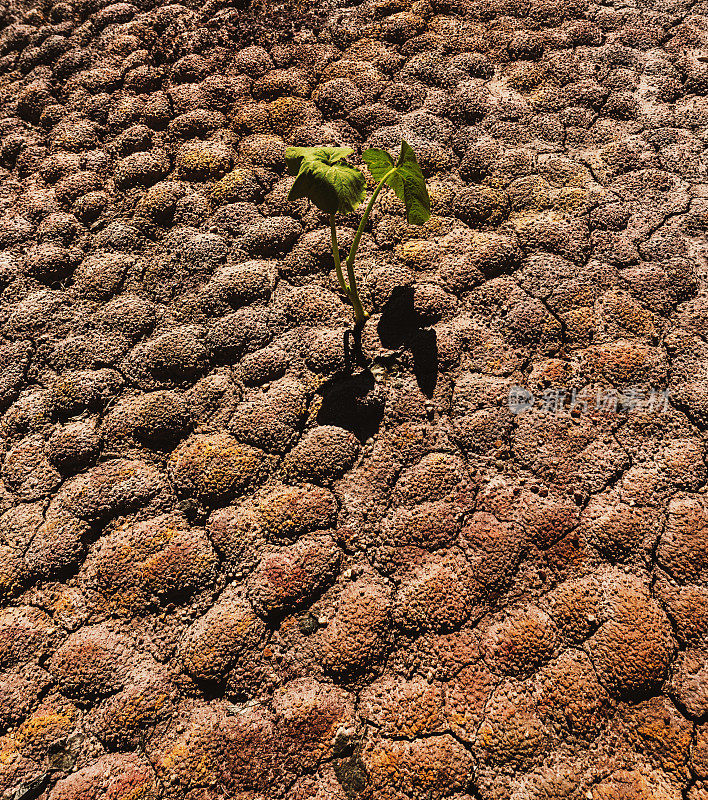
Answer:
285 141 430 326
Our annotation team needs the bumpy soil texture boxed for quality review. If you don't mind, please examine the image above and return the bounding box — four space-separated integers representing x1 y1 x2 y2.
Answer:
2 0 708 797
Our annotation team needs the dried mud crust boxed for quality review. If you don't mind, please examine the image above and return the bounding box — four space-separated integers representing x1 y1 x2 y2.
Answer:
1 0 708 796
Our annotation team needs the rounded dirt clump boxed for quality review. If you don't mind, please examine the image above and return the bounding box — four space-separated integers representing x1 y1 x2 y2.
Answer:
256 484 338 540
48 419 101 473
82 512 218 612
176 140 234 180
320 572 393 676
283 425 360 483
179 585 266 682
168 433 270 505
113 151 170 190
121 328 210 389
102 390 193 450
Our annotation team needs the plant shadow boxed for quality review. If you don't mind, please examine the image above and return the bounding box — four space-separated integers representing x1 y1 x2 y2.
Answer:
317 368 384 442
377 285 438 399
316 286 439 441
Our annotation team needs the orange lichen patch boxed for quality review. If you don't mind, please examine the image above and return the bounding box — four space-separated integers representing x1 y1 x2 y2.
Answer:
14 701 77 757
257 484 338 540
360 674 445 738
273 678 356 774
527 357 576 389
83 512 218 612
581 340 668 386
362 733 473 800
563 305 598 344
157 702 279 794
156 738 214 793
179 586 266 681
591 770 681 800
597 289 656 337
168 433 269 504
622 696 692 779
573 284 605 308
482 604 559 677
444 662 497 742
535 649 613 739
153 707 230 793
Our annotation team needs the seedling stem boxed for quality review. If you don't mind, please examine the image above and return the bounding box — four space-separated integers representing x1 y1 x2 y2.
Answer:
286 144 429 328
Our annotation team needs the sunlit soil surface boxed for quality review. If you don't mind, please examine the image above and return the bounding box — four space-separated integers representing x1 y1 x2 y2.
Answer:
0 0 707 797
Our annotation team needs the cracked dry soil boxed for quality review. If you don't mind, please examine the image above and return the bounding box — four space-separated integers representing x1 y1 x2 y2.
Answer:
1 0 708 797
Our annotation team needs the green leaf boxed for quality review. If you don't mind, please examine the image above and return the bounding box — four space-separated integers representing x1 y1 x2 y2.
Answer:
361 148 395 183
285 146 365 214
285 146 355 176
362 141 430 226
394 140 430 226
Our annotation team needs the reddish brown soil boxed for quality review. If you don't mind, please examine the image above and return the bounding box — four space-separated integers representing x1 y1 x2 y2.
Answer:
1 0 708 797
